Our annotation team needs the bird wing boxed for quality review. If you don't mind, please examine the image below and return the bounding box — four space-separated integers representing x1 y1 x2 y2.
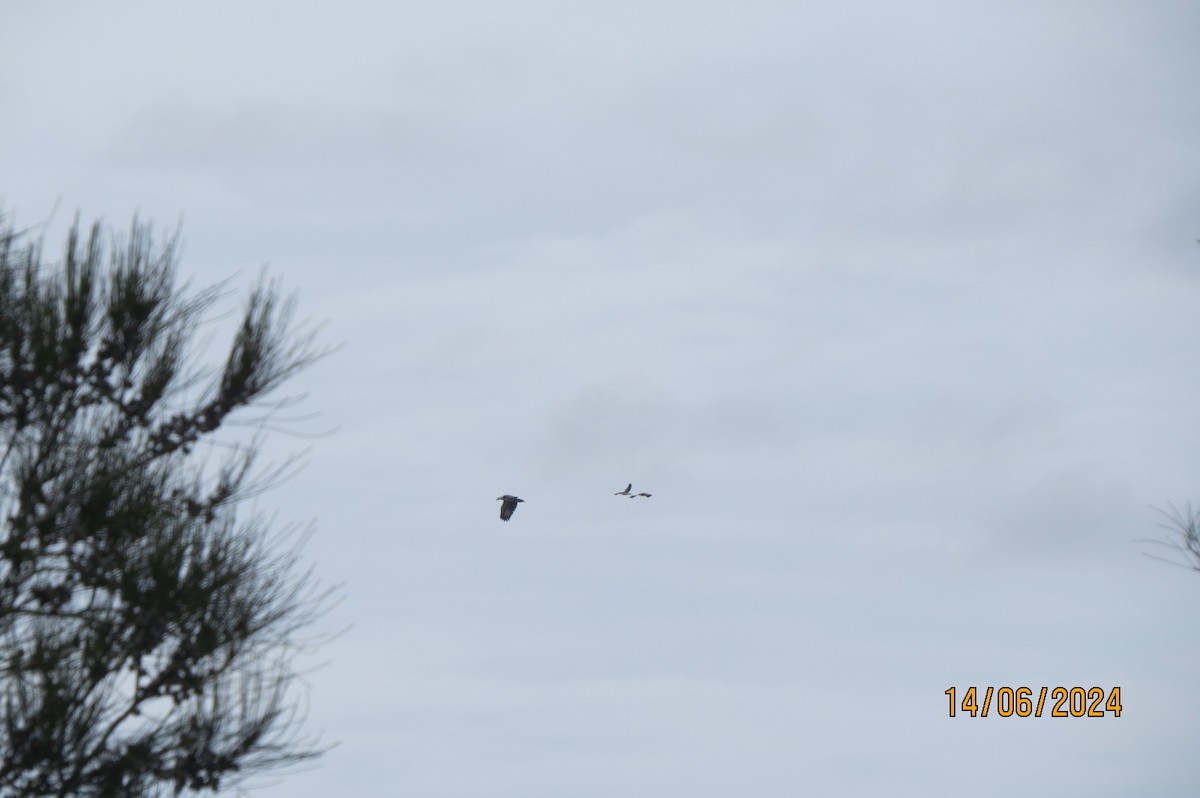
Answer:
499 497 517 521
615 483 632 494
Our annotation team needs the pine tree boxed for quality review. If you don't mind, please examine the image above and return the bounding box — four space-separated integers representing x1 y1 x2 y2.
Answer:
0 215 333 796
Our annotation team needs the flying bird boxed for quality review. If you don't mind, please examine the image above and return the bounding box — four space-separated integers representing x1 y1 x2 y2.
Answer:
497 495 524 521
633 492 652 498
614 483 632 496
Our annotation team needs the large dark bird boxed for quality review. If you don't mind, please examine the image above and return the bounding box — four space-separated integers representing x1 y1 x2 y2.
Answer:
614 483 632 496
497 495 524 521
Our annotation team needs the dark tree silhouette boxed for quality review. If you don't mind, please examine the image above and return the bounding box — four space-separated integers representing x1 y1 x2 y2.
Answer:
1144 504 1200 573
0 215 334 796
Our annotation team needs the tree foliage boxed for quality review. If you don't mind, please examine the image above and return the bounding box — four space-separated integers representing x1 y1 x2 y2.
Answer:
0 215 332 796
1144 503 1200 573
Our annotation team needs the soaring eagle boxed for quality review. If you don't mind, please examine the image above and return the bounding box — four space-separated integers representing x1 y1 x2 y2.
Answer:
497 495 524 521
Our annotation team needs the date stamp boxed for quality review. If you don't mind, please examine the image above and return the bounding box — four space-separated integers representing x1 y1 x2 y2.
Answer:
945 686 1122 717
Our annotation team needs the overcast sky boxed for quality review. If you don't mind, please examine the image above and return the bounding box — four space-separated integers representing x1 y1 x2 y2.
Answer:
4 1 1200 795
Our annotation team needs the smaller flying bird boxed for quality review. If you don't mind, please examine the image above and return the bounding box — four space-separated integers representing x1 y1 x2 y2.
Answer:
497 495 524 521
633 492 652 498
614 484 633 496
